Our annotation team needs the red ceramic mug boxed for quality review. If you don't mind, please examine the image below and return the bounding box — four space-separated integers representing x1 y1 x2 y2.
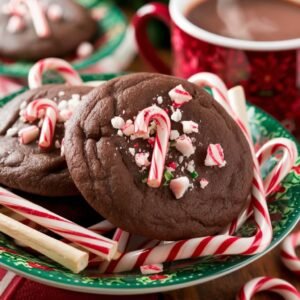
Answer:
133 1 300 135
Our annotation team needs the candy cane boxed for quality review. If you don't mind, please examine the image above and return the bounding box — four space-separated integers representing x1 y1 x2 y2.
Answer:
237 277 300 300
12 0 50 38
281 231 300 275
134 106 171 188
28 58 83 89
25 98 58 149
226 138 298 235
0 188 118 261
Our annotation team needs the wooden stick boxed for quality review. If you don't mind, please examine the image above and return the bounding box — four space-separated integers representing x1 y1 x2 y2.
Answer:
0 213 88 273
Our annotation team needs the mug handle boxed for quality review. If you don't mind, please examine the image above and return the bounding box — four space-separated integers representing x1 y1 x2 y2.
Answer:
132 3 172 74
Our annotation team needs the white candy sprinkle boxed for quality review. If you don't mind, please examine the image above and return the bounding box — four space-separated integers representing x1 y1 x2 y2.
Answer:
186 160 195 173
170 130 180 141
200 178 209 189
171 109 182 122
157 96 163 105
181 121 199 134
111 116 125 129
128 148 135 156
77 42 94 59
57 100 68 111
47 4 63 21
6 127 18 137
58 91 65 97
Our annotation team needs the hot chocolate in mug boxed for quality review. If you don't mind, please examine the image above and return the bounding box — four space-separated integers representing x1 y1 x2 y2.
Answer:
133 0 300 135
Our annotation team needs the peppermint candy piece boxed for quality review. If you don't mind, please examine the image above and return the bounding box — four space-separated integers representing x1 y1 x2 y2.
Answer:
111 116 125 129
205 144 226 168
168 85 192 107
18 125 39 145
7 15 25 33
122 120 135 136
140 263 163 275
175 135 195 157
199 178 209 189
181 121 199 134
135 152 150 168
170 130 180 141
171 109 182 122
170 176 190 199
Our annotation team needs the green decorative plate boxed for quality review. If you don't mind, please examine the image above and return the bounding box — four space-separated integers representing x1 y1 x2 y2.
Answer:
0 1 127 78
0 74 299 295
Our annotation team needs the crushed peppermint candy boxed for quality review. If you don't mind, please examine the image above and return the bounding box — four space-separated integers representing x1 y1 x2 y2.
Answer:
167 161 177 171
181 121 199 134
58 91 65 97
205 144 226 168
47 4 63 21
170 130 180 141
170 176 190 199
111 116 125 129
128 147 135 156
175 135 195 157
18 126 39 145
117 130 123 137
122 120 135 136
186 160 195 173
168 84 192 107
140 264 164 275
178 156 184 164
77 42 94 59
157 96 163 105
171 109 182 122
6 127 18 137
200 178 209 189
135 152 150 168
7 15 25 33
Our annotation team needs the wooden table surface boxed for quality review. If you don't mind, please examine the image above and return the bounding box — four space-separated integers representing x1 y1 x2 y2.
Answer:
126 54 300 300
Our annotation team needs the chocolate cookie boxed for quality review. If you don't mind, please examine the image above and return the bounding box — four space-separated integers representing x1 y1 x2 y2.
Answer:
64 73 253 240
0 84 92 197
0 0 97 60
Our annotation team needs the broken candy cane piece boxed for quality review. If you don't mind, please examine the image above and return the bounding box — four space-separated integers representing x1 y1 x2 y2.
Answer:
168 84 192 107
140 263 163 275
175 135 195 157
205 144 226 168
135 152 150 168
199 178 209 189
18 125 40 145
181 121 199 134
111 116 125 129
171 109 182 122
170 176 190 199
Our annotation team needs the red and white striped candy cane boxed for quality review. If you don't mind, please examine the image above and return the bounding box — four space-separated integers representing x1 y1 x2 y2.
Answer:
25 98 58 149
237 277 300 300
12 0 50 38
28 58 83 89
134 106 171 188
226 138 298 235
0 187 118 261
281 231 300 275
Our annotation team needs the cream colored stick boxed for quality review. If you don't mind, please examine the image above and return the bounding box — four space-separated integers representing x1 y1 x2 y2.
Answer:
0 213 89 273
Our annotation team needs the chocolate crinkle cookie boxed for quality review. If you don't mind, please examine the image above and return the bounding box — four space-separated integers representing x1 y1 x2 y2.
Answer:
0 84 92 197
64 73 253 240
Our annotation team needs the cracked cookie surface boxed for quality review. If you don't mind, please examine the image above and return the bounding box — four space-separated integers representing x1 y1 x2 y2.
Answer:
64 73 253 240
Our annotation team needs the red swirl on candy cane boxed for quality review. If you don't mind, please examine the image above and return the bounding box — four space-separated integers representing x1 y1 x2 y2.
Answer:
281 231 300 275
0 187 118 261
28 58 83 89
205 144 226 168
237 277 300 300
11 0 50 38
134 106 171 188
24 98 58 148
